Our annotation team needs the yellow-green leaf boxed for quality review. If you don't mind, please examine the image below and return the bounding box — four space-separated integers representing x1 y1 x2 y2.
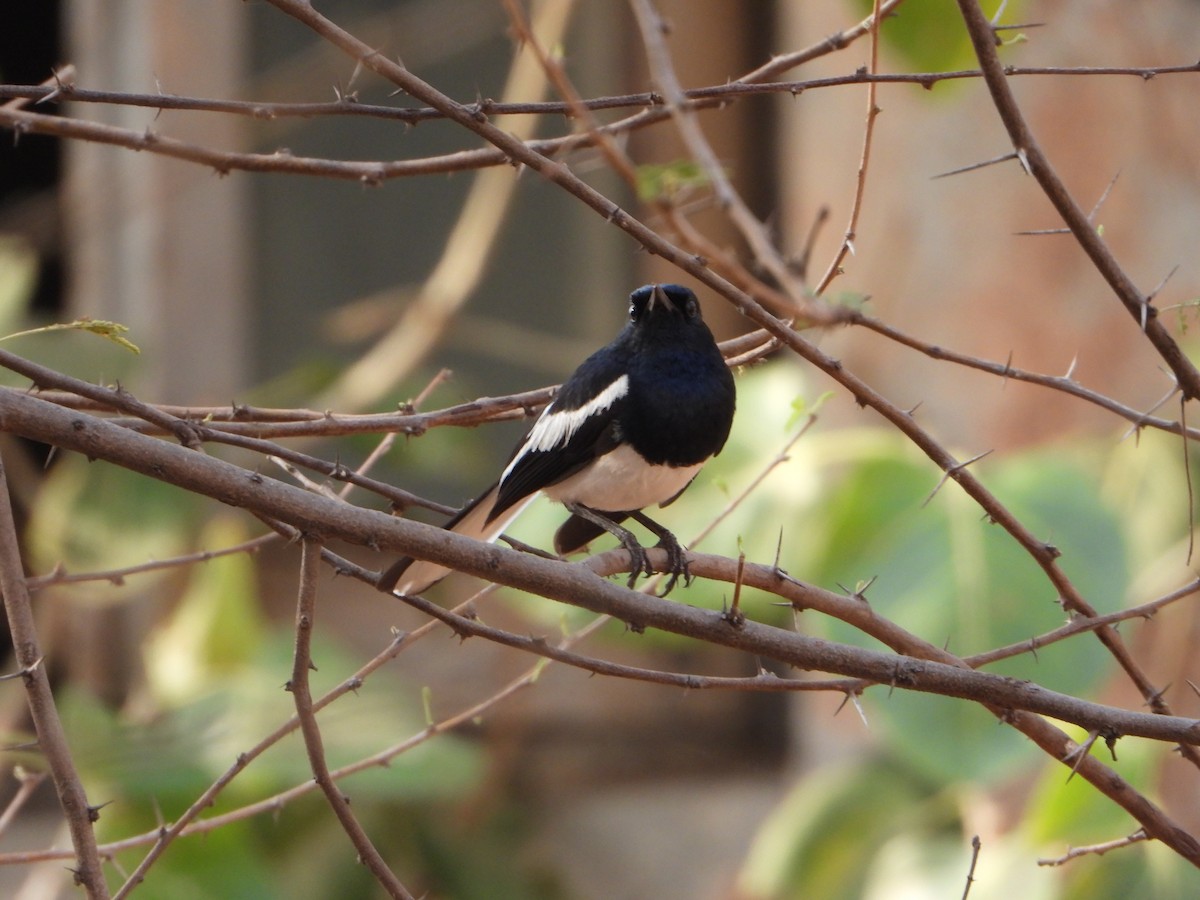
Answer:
1 317 140 354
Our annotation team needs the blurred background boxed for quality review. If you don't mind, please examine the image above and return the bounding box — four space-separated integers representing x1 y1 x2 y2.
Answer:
2 0 1200 897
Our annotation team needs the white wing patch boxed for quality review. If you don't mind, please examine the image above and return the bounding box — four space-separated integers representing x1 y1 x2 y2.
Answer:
501 374 629 483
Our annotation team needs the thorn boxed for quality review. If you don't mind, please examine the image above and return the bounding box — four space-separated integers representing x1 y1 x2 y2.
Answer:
993 21 1045 31
1015 226 1072 237
931 151 1019 180
1145 682 1170 709
845 692 870 728
723 552 747 628
853 575 877 601
1086 170 1121 223
1062 730 1100 782
1118 385 1179 442
1103 731 1120 761
922 450 994 507
0 657 42 682
1063 354 1078 381
1148 264 1180 303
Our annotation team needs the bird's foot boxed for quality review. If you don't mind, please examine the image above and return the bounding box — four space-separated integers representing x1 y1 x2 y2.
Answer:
616 531 655 589
654 529 691 596
564 503 656 588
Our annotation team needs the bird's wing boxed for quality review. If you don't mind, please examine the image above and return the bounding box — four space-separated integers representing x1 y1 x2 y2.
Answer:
381 371 630 594
491 373 629 519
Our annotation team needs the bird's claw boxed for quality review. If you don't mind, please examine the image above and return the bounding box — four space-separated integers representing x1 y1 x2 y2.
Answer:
619 531 690 595
620 537 655 589
655 531 691 596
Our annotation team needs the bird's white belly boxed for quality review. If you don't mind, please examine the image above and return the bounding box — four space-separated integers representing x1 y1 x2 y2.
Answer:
543 444 703 512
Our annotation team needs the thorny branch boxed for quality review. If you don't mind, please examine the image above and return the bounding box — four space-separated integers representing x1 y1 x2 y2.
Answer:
2 64 1198 178
286 540 414 899
0 0 1198 888
3 387 1200 865
952 0 1200 770
954 0 1200 400
0 454 109 898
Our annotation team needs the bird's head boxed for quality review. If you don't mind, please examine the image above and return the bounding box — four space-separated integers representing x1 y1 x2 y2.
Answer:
629 283 702 325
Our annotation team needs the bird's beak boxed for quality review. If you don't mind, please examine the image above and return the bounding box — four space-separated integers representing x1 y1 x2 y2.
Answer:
650 284 670 311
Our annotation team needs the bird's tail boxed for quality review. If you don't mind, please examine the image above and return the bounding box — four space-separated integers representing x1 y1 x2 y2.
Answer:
378 483 535 595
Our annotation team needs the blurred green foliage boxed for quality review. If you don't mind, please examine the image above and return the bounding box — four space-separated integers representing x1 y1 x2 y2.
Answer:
635 160 713 203
706 366 1197 899
853 0 1028 75
16 505 549 897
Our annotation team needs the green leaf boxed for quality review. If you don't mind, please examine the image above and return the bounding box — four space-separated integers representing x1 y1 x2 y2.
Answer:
634 159 712 202
1 316 141 353
851 0 1027 76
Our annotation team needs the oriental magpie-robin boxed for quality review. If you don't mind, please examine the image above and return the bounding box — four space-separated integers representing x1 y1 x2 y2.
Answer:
378 283 736 595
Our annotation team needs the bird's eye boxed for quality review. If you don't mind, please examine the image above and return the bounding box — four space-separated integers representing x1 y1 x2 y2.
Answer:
685 297 699 318
628 286 652 321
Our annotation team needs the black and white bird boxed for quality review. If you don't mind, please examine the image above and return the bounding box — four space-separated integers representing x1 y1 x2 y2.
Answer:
378 283 736 596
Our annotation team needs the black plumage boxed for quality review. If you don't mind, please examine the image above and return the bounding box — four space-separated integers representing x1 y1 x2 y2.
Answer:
379 283 736 595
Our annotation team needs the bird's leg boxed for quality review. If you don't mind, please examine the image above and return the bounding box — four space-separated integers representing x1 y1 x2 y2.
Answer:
628 510 691 595
565 503 654 588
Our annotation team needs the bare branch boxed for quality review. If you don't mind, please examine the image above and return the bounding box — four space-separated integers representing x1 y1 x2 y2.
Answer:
1038 830 1150 867
0 453 109 898
815 0 885 294
286 540 414 899
630 0 810 306
961 835 982 900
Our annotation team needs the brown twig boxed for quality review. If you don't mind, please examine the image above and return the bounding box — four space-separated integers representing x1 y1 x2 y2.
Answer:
3 59 1196 185
25 534 275 590
1037 829 1149 867
814 0 885 294
287 539 414 899
0 453 109 898
961 835 982 900
6 59 1198 121
0 770 47 841
849 312 1200 443
630 0 809 306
